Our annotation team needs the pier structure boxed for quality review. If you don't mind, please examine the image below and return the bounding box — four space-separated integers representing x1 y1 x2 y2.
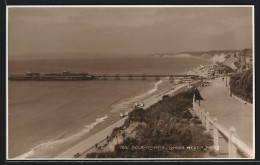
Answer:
9 70 199 81
96 74 198 80
192 94 253 158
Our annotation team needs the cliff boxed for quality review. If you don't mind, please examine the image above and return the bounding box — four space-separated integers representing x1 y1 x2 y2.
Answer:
222 54 239 70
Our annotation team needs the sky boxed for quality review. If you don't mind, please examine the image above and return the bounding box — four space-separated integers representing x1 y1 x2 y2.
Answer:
8 6 253 59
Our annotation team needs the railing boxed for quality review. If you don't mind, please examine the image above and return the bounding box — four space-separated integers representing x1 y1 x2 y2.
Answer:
192 96 254 158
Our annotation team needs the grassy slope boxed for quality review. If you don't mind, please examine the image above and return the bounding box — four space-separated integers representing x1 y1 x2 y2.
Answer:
87 87 214 158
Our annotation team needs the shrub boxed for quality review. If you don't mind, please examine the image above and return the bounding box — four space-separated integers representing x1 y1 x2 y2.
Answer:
230 69 253 103
128 108 146 122
86 152 97 158
162 95 170 100
192 118 202 124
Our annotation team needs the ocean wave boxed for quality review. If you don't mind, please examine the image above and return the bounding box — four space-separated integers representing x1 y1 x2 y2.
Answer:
110 80 163 112
14 114 108 159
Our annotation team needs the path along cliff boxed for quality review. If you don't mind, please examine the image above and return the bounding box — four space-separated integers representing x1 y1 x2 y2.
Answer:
199 77 253 149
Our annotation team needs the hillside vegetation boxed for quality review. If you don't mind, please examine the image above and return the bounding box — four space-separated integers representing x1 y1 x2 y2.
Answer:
230 68 253 103
86 87 214 158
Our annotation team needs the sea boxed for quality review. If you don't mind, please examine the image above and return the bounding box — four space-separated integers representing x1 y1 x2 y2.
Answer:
8 57 212 158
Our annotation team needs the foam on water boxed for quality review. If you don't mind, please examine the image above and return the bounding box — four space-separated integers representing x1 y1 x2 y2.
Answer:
110 80 163 112
14 114 108 159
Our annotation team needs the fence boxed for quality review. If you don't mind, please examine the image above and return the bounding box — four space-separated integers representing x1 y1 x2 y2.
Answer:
192 95 254 158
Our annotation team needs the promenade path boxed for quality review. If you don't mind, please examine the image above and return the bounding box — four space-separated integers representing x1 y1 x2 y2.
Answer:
199 77 253 149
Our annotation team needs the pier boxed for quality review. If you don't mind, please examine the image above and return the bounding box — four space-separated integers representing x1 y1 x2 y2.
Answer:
9 72 199 81
96 74 199 80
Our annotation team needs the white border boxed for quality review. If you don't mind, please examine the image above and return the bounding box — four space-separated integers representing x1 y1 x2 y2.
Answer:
6 5 255 161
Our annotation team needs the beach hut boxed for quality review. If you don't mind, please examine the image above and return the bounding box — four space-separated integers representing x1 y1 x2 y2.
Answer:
139 102 145 107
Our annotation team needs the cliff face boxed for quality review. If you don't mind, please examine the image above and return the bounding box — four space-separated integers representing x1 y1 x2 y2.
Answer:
222 54 239 70
151 50 237 59
151 48 252 72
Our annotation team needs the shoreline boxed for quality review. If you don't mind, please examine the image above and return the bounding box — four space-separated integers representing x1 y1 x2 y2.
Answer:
11 79 180 159
10 82 154 159
55 81 190 158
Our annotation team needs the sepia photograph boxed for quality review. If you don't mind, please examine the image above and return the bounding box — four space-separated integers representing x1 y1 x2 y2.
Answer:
6 5 254 160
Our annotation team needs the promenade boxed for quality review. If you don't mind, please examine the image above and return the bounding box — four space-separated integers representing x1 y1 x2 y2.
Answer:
199 77 253 149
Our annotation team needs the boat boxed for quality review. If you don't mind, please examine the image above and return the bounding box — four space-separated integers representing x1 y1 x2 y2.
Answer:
8 69 98 81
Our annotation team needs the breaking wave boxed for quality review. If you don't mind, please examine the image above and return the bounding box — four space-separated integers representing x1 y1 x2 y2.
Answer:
110 80 163 112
